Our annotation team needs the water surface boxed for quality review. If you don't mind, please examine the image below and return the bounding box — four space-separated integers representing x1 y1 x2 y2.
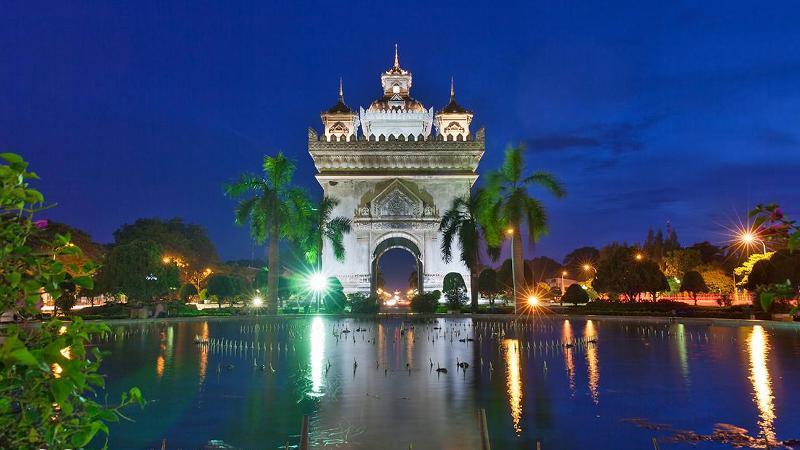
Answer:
98 316 800 449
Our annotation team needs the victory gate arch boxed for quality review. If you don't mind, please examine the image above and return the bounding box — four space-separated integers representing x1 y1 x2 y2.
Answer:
308 47 484 294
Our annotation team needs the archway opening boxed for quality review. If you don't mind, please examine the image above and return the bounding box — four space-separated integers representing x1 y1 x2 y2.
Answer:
377 248 419 305
371 236 424 306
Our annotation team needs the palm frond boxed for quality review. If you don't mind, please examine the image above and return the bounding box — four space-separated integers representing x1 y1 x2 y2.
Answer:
524 171 566 198
501 146 523 184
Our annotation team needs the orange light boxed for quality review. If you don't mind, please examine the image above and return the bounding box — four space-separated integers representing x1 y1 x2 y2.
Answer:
506 228 514 235
582 264 591 271
162 256 171 264
635 253 643 261
527 295 539 306
562 271 568 276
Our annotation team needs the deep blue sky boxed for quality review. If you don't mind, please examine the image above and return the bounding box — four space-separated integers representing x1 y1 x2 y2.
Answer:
3 2 799 290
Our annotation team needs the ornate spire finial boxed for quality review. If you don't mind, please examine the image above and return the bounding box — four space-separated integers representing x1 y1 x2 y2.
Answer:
450 77 455 98
338 77 343 101
394 43 399 69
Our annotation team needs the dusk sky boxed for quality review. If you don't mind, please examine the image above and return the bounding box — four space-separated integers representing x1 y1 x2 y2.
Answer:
4 2 799 290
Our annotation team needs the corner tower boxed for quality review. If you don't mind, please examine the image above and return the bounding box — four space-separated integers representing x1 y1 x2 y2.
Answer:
435 78 473 141
320 78 359 142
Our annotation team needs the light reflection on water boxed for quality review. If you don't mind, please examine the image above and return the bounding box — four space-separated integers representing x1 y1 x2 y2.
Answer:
96 317 800 449
503 338 523 434
584 320 600 405
309 316 325 397
562 319 576 397
748 325 776 444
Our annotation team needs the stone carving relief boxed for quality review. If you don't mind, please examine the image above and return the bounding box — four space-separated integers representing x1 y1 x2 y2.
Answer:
376 188 419 218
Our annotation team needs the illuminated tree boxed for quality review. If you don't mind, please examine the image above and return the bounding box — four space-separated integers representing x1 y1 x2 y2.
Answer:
663 248 702 278
679 270 709 305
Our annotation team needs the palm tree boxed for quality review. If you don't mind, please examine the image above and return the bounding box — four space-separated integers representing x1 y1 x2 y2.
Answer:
224 153 312 313
440 192 499 312
408 270 418 290
303 196 352 270
478 146 566 309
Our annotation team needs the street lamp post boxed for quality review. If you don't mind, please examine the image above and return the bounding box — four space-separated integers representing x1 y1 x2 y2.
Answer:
506 228 518 314
560 270 567 306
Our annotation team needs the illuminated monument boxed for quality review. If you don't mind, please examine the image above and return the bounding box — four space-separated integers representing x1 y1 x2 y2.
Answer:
308 46 484 293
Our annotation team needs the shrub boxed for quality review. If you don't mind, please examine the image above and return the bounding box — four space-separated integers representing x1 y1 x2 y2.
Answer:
445 287 468 311
324 277 346 313
0 153 144 448
348 292 379 314
562 283 590 305
179 283 198 302
411 290 441 313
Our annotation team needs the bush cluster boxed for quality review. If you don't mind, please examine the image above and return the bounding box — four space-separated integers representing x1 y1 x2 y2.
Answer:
411 290 441 313
348 292 380 314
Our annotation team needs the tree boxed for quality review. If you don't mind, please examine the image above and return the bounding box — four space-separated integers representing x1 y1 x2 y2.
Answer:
0 153 143 448
225 153 312 313
206 274 237 308
563 246 600 281
700 267 734 296
527 256 562 280
440 194 496 313
178 283 198 302
443 272 467 293
664 248 702 278
478 269 501 306
97 240 180 305
734 252 774 287
680 270 709 305
640 260 669 302
562 283 589 305
478 146 566 309
690 242 725 265
302 196 351 270
497 258 533 297
593 244 646 302
113 218 219 293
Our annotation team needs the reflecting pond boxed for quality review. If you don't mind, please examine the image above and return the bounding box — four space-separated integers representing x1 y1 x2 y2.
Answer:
97 317 800 449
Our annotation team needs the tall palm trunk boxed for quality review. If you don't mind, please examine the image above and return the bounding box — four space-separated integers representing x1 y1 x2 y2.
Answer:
267 219 279 314
470 246 479 313
512 227 525 309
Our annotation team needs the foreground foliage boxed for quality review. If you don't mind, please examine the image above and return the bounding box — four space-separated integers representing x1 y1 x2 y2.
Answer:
0 153 143 449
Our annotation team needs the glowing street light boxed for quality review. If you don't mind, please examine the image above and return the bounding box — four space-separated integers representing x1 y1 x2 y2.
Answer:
740 231 768 254
527 295 539 307
635 253 644 261
251 296 263 307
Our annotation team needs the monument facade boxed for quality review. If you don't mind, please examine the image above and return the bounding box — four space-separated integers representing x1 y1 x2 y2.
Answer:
308 47 484 294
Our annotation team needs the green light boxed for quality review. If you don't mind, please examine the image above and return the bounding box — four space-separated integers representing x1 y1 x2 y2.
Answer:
309 272 327 292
